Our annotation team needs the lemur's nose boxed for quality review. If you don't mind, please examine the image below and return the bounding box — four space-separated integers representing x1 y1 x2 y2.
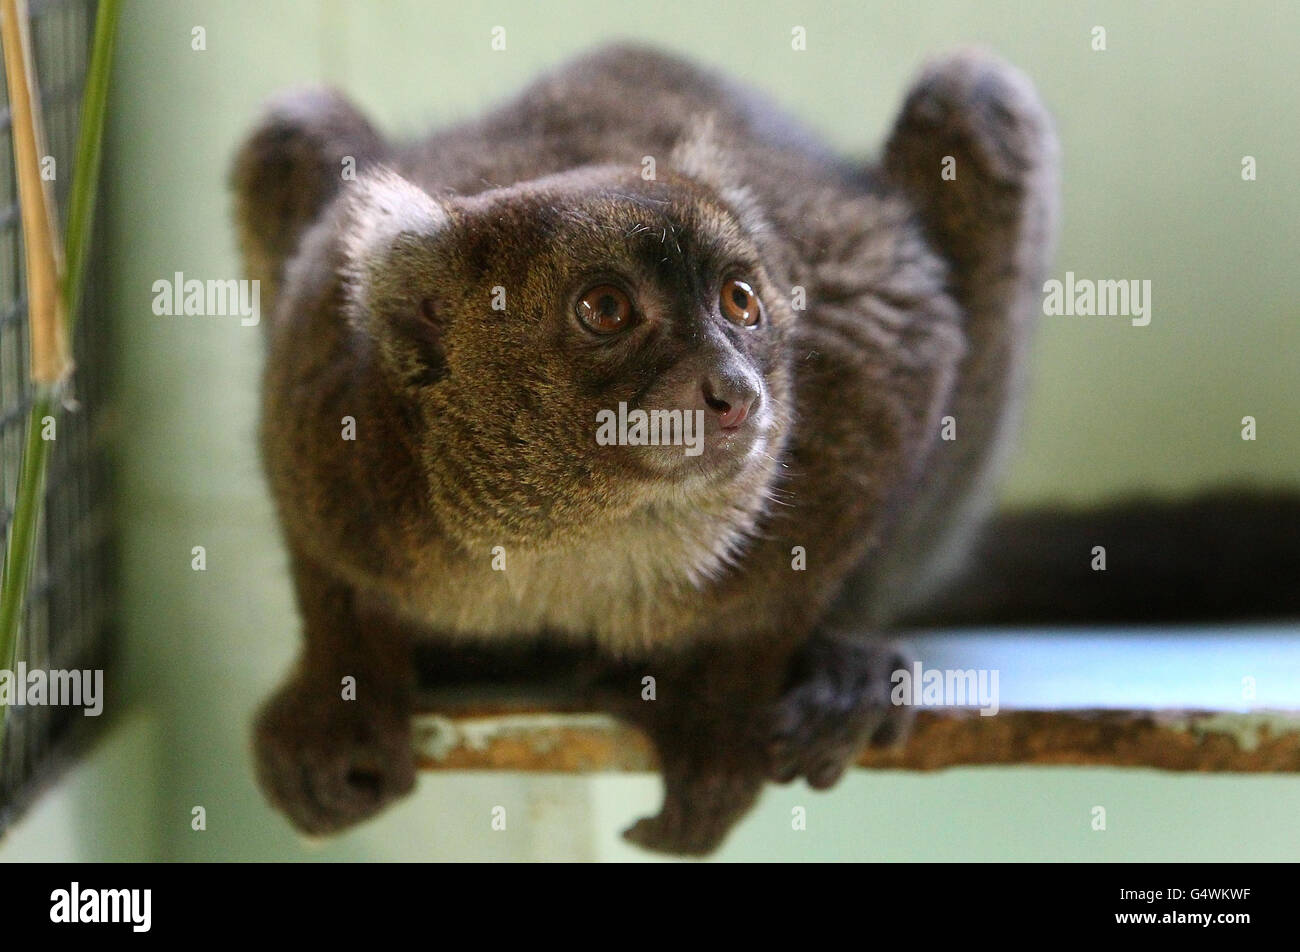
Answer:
702 374 758 430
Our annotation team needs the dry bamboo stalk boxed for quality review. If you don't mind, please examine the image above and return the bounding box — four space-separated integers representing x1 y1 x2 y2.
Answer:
1 0 69 386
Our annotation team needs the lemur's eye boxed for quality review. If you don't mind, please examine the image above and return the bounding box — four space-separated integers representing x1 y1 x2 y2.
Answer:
720 278 761 327
576 284 632 334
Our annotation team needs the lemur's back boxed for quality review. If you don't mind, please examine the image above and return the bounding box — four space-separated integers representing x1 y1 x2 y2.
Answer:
400 45 851 200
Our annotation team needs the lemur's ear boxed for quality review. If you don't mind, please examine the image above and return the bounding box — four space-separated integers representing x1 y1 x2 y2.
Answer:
231 86 387 303
340 169 448 302
883 49 1059 338
340 170 453 386
669 114 775 243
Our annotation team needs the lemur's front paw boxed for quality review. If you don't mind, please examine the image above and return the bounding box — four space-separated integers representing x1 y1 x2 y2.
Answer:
622 760 765 857
768 637 913 789
253 676 415 835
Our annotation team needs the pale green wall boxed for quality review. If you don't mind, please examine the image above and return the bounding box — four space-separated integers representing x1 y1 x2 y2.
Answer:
5 0 1298 861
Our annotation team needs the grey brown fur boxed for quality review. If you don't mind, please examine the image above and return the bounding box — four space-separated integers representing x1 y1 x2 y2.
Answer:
233 44 1058 854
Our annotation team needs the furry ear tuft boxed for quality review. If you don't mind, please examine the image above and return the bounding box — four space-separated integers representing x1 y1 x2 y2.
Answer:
341 169 448 289
339 169 453 385
670 115 774 244
340 168 449 320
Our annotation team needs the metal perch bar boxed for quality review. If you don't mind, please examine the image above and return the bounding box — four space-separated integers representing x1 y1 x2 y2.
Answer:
412 705 1300 773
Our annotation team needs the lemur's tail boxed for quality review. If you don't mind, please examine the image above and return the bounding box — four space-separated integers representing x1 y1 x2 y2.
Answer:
899 488 1300 628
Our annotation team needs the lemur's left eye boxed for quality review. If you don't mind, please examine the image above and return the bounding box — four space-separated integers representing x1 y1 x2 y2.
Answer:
720 278 761 327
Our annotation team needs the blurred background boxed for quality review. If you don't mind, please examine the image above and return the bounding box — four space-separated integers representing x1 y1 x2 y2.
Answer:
1 0 1297 860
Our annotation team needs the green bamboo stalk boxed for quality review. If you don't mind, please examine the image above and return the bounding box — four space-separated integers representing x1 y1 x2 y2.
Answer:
0 392 54 656
0 0 121 747
63 0 119 331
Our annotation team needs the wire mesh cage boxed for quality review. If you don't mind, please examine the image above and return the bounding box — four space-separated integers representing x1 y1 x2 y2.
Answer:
0 0 112 833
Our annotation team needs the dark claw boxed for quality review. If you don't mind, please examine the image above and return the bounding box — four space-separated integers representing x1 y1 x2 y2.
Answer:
767 637 914 789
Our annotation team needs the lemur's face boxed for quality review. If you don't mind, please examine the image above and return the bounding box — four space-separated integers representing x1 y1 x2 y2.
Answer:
343 166 794 548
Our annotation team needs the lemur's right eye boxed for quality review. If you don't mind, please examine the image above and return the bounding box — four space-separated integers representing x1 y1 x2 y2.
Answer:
576 284 632 334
